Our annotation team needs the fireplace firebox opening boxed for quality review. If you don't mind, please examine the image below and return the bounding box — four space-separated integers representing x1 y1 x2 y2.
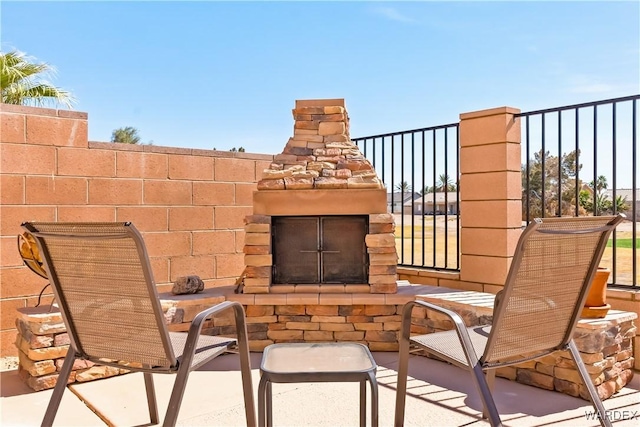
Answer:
272 216 368 285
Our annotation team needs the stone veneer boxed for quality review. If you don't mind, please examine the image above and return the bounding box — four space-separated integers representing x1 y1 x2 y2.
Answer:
14 307 129 391
15 283 636 400
242 99 398 294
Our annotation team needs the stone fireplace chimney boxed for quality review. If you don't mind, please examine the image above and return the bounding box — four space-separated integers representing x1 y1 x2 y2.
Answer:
242 99 398 294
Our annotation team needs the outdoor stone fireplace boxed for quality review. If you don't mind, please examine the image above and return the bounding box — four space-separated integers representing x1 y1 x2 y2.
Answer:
242 99 398 294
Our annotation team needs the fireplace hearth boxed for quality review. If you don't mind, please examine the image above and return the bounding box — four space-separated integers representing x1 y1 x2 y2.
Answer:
242 99 398 294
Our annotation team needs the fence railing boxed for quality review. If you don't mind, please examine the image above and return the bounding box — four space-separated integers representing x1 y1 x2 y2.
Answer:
517 94 639 288
353 124 460 271
354 94 638 288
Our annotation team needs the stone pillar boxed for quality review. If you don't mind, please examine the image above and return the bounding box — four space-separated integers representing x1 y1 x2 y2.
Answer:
458 107 522 291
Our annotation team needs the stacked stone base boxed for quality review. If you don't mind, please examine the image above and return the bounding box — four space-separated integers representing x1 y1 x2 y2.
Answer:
15 306 129 391
198 304 405 352
493 319 636 400
16 284 637 401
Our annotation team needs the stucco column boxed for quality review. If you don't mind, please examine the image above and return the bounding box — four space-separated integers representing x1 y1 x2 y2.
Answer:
459 107 522 291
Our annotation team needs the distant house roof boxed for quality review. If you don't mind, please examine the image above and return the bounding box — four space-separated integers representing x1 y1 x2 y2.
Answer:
604 188 639 200
406 192 458 206
387 192 420 204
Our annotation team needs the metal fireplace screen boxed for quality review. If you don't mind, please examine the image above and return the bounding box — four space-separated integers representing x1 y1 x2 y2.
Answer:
272 216 368 284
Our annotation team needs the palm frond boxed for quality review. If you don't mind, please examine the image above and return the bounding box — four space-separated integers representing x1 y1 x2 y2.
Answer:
0 50 75 108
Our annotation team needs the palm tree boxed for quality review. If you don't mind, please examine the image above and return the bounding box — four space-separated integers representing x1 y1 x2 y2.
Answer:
612 195 629 214
436 174 456 192
111 127 141 144
1 50 75 108
590 175 608 194
419 185 434 196
395 181 412 193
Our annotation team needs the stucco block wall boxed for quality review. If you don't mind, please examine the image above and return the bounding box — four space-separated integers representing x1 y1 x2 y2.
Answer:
459 107 522 287
0 104 272 356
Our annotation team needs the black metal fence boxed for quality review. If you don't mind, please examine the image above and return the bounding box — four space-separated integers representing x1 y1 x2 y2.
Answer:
354 94 638 288
518 94 639 288
353 124 460 271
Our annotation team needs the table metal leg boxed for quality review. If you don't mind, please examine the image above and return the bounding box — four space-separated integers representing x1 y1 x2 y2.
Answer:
359 380 366 427
266 381 273 427
258 375 268 427
367 371 379 427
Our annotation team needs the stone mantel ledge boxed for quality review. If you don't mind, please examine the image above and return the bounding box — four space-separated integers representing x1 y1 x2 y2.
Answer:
160 281 468 308
576 310 638 329
159 282 638 329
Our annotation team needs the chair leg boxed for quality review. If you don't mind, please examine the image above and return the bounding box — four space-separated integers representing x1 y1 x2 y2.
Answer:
162 365 192 427
393 324 411 427
232 302 257 427
568 340 612 427
143 372 159 425
41 349 77 427
482 369 496 419
468 363 502 427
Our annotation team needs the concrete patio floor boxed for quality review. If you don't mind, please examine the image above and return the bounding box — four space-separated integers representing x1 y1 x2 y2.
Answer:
1 352 638 427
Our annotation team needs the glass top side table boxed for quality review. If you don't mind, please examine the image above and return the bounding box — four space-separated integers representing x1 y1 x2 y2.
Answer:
258 342 379 427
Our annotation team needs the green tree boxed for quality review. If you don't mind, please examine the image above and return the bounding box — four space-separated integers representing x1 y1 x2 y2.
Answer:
395 181 412 192
587 175 609 215
522 149 583 219
590 175 608 194
436 173 456 192
111 127 141 144
580 176 629 215
419 185 434 196
612 195 630 214
1 50 75 108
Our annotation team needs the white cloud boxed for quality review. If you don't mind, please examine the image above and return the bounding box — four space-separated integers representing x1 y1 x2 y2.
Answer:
568 75 615 94
372 6 415 23
569 83 615 94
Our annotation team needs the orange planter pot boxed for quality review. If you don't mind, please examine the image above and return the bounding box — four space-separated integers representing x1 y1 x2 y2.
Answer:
581 267 611 318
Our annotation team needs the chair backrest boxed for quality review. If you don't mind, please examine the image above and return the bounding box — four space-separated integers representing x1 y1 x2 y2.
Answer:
482 215 624 365
22 222 177 370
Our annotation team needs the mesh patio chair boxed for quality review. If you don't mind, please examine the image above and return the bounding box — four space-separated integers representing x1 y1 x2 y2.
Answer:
394 215 625 427
22 222 256 427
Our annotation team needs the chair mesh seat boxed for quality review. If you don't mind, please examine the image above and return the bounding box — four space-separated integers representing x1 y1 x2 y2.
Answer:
411 326 490 367
170 332 235 369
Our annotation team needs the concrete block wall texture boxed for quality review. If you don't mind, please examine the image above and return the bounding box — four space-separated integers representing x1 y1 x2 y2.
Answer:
0 103 273 356
2 102 638 364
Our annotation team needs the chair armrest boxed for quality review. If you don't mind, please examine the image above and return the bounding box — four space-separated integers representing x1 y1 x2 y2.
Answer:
181 301 251 368
400 300 482 367
189 300 246 334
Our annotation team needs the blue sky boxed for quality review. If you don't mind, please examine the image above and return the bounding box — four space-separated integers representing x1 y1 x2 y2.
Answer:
2 1 639 156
